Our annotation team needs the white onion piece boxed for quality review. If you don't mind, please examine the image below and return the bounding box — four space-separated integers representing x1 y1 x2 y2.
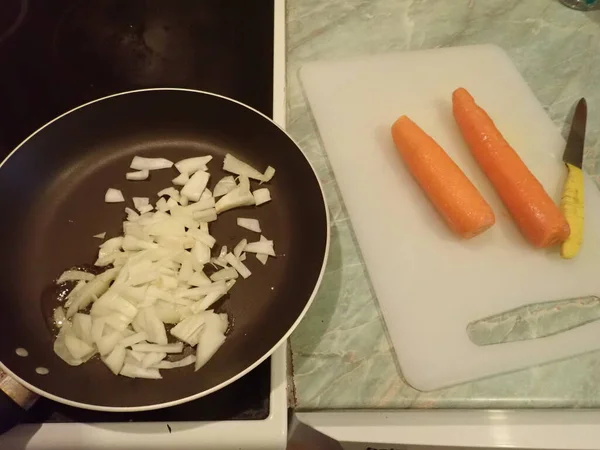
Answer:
233 240 246 258
53 306 66 328
237 175 250 192
179 281 226 298
133 197 150 212
154 302 181 324
210 267 238 282
119 331 148 348
188 271 211 287
199 222 209 233
99 237 123 258
130 156 173 171
215 187 255 214
93 232 106 239
138 204 153 214
181 170 210 202
102 345 126 375
193 208 217 223
66 268 118 318
172 172 189 186
175 156 212 176
72 313 94 345
91 318 105 345
256 253 268 265
54 324 83 366
126 170 149 181
179 194 189 206
178 259 193 282
170 315 205 346
236 218 261 233
185 197 215 213
65 334 95 360
262 166 275 182
156 197 168 212
223 154 266 181
141 352 167 368
120 363 162 379
213 176 236 197
154 354 196 369
224 253 251 279
252 188 271 205
193 286 227 312
157 187 180 201
239 253 247 262
195 320 226 371
188 229 216 248
131 342 184 353
105 188 125 203
97 330 124 356
244 240 276 256
127 349 146 362
57 270 95 284
192 242 211 265
134 307 168 345
125 207 139 221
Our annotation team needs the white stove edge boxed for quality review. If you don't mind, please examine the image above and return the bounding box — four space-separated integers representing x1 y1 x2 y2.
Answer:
0 1 289 449
297 409 600 450
0 345 287 450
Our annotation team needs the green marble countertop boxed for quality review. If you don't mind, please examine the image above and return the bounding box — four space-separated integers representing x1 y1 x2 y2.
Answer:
287 0 600 410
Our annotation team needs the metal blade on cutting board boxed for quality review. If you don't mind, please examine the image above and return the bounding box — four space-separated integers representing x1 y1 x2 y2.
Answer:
563 98 587 168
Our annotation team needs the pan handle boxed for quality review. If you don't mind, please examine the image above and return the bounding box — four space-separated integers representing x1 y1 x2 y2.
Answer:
0 371 38 434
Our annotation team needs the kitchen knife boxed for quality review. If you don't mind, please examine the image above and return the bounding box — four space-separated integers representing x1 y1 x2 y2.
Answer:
560 97 587 259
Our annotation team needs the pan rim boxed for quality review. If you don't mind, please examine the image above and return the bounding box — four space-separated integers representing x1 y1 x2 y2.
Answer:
0 87 330 412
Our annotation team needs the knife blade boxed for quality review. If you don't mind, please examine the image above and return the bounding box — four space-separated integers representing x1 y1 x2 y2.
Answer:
560 97 587 259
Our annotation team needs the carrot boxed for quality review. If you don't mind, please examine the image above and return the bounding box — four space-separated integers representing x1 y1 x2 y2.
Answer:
452 87 570 247
391 115 495 238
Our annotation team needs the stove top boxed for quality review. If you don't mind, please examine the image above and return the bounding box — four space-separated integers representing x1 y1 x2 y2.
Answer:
0 0 274 153
0 0 281 427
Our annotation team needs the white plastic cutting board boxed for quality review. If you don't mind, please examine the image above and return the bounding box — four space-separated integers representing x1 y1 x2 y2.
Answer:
301 45 600 391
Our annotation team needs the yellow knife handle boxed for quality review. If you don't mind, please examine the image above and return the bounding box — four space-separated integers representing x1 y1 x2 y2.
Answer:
560 163 584 259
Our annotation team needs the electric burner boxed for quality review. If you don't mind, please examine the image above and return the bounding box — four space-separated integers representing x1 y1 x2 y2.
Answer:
0 1 288 448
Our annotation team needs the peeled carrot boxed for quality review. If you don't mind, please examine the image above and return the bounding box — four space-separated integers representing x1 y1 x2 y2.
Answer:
452 87 570 247
391 115 495 238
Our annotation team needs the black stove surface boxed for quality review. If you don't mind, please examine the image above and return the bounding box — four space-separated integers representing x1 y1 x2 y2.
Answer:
0 0 275 422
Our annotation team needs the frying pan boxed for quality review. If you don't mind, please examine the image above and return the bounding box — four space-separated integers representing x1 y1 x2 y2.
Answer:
0 89 329 414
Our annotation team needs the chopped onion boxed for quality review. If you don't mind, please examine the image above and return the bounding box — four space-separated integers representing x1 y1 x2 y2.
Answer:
72 313 94 345
236 218 261 233
244 239 276 256
210 267 238 282
170 315 205 346
238 175 250 192
105 188 125 203
65 334 95 360
233 239 247 258
181 170 210 202
126 170 149 181
53 306 66 328
156 197 168 212
175 156 212 176
193 208 217 223
93 232 107 239
133 197 150 212
213 176 236 197
119 331 148 348
141 352 167 368
157 187 180 201
130 156 173 171
256 253 268 265
223 154 266 181
252 188 271 205
154 354 196 369
172 172 189 186
195 314 227 371
57 270 95 284
224 253 251 279
131 342 184 353
239 253 247 262
185 197 215 213
133 307 168 345
188 229 216 248
193 286 227 311
192 242 211 265
120 363 162 379
179 194 189 206
215 187 255 214
262 166 276 182
188 271 211 287
102 345 126 375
